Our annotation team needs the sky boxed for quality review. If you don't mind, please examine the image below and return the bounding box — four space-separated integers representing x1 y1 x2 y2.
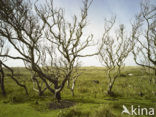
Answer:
5 0 156 67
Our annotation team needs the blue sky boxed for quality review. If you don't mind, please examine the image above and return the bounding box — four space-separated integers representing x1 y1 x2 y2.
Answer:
53 0 155 27
51 0 156 66
53 0 151 22
6 0 156 66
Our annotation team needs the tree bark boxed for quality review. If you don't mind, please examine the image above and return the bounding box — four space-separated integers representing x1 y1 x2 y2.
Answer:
0 65 6 96
107 77 117 96
54 80 62 102
0 62 6 96
107 82 113 95
31 73 44 96
55 91 61 103
71 79 77 97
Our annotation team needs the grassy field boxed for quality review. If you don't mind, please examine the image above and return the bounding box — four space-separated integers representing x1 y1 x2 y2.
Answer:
0 66 156 117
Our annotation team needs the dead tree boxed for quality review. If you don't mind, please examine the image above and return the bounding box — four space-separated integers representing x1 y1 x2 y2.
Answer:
0 38 28 95
0 0 55 97
35 0 98 98
132 1 156 83
99 18 134 95
0 0 97 102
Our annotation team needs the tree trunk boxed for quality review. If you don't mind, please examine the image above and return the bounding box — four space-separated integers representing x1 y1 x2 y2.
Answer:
107 82 113 95
71 89 74 97
0 62 6 96
54 80 61 102
0 72 6 96
55 91 61 103
71 79 77 97
38 89 43 96
67 80 70 88
32 74 43 96
107 77 117 96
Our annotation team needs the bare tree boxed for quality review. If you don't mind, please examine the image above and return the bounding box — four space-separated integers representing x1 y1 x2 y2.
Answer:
35 0 98 98
0 0 55 97
0 38 28 95
132 1 156 83
0 0 97 102
99 18 134 95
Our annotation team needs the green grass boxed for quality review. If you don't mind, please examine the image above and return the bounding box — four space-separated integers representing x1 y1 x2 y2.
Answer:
0 66 156 117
